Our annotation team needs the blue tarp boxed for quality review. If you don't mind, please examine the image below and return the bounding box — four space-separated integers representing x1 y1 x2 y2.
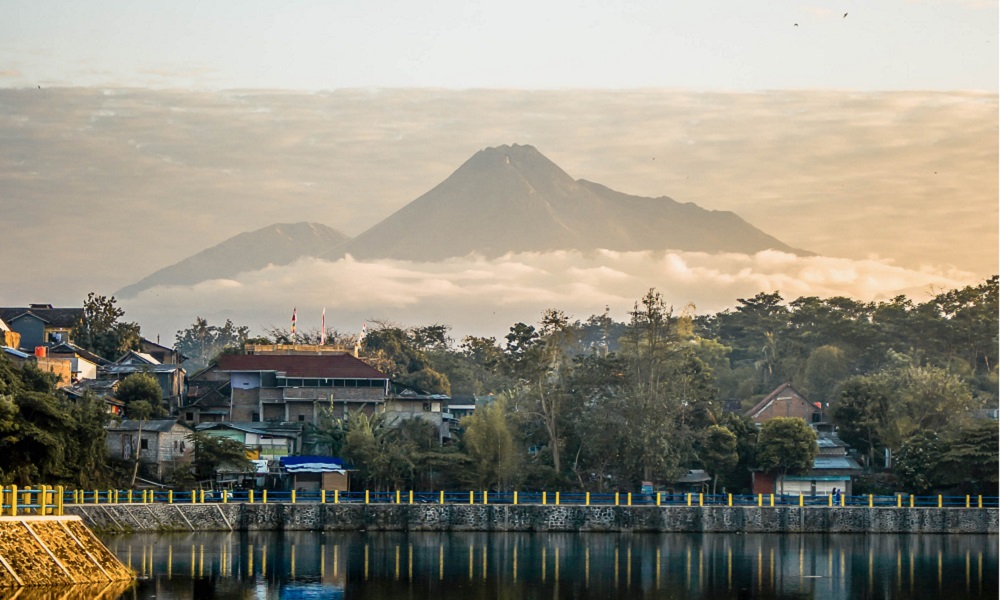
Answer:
280 456 345 473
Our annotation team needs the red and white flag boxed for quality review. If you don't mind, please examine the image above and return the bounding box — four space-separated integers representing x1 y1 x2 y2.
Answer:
291 307 297 337
321 308 326 345
360 322 367 341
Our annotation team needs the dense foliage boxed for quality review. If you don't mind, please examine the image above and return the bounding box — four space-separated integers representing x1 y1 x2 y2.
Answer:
344 277 996 493
0 355 111 487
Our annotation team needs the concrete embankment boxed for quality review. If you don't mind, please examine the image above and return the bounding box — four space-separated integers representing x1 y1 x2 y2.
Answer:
65 503 998 535
0 516 134 589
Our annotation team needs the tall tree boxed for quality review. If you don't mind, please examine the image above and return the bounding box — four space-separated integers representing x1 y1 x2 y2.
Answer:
174 317 251 371
700 425 738 495
72 293 141 361
507 309 575 475
116 372 167 486
756 417 817 495
460 396 520 490
187 431 253 482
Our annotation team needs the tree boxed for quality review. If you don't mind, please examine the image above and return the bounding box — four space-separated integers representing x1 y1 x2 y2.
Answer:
460 396 520 490
361 325 451 394
341 411 414 491
893 430 945 495
937 420 999 495
617 289 699 483
756 417 817 495
116 372 166 486
72 293 141 361
0 356 110 487
174 317 251 371
187 432 253 483
116 372 166 418
508 309 575 475
802 345 850 406
718 412 758 493
700 425 738 494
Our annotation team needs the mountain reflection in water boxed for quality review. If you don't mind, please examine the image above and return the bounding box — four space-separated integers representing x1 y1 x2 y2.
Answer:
91 531 997 600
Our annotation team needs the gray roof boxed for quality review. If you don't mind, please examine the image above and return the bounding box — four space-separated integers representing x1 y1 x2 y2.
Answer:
812 456 863 471
0 307 83 328
49 341 110 365
196 422 298 438
675 469 712 484
103 364 183 375
2 346 29 359
109 419 192 433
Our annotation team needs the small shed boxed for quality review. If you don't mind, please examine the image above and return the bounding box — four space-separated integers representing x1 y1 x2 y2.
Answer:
280 455 350 493
666 469 712 494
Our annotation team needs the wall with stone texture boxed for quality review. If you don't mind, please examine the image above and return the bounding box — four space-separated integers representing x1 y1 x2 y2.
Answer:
0 516 133 588
65 503 998 535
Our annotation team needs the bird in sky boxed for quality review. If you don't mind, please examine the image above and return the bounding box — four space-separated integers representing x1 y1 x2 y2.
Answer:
843 13 848 18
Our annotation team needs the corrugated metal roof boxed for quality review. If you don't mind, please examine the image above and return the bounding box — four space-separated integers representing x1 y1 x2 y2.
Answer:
2 346 29 359
109 419 191 433
812 456 862 470
219 354 388 379
280 455 345 473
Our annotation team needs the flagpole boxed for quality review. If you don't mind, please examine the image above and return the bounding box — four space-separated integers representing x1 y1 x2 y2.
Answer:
321 308 326 346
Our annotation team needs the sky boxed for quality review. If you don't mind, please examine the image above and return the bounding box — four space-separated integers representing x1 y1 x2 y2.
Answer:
1 1 997 342
3 0 996 92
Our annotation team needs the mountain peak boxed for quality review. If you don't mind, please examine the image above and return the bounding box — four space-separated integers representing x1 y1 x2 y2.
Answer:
335 145 808 261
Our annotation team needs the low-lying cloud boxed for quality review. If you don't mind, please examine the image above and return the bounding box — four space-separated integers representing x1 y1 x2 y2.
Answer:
126 249 983 342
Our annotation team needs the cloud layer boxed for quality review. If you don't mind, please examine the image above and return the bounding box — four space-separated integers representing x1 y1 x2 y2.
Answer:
125 249 982 342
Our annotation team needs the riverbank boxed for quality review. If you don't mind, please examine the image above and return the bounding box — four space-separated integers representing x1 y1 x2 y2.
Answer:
66 503 998 534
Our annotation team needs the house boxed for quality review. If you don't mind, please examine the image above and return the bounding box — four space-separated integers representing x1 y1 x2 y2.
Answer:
182 379 233 424
101 350 186 414
106 419 194 480
745 383 823 425
280 455 350 493
195 421 301 460
61 378 125 415
1 344 73 386
215 352 389 424
752 431 863 496
665 469 713 494
140 337 186 365
0 304 82 351
48 341 109 382
384 382 454 443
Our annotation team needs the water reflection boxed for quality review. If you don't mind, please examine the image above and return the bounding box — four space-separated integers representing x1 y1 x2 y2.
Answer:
94 531 997 599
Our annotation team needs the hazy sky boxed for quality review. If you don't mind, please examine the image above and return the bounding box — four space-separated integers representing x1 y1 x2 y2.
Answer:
1 1 997 342
3 0 997 92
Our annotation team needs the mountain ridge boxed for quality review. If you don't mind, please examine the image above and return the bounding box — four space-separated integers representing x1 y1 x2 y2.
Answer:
120 144 810 297
117 222 349 298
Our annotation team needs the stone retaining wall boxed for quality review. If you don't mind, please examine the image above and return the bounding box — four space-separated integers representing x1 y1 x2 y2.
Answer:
0 516 133 588
65 503 998 535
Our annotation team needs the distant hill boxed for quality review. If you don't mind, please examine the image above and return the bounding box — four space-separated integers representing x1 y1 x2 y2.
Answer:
332 144 809 261
120 145 809 296
117 222 349 298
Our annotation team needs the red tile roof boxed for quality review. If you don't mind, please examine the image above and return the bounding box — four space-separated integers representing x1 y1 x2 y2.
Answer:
219 354 388 379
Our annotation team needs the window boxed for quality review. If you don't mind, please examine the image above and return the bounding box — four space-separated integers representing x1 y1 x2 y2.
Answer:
140 438 149 450
185 412 194 421
252 412 260 421
298 414 305 421
423 402 432 412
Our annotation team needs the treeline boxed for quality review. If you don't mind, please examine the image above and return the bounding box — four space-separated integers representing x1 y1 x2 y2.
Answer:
175 276 997 495
2 277 995 495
